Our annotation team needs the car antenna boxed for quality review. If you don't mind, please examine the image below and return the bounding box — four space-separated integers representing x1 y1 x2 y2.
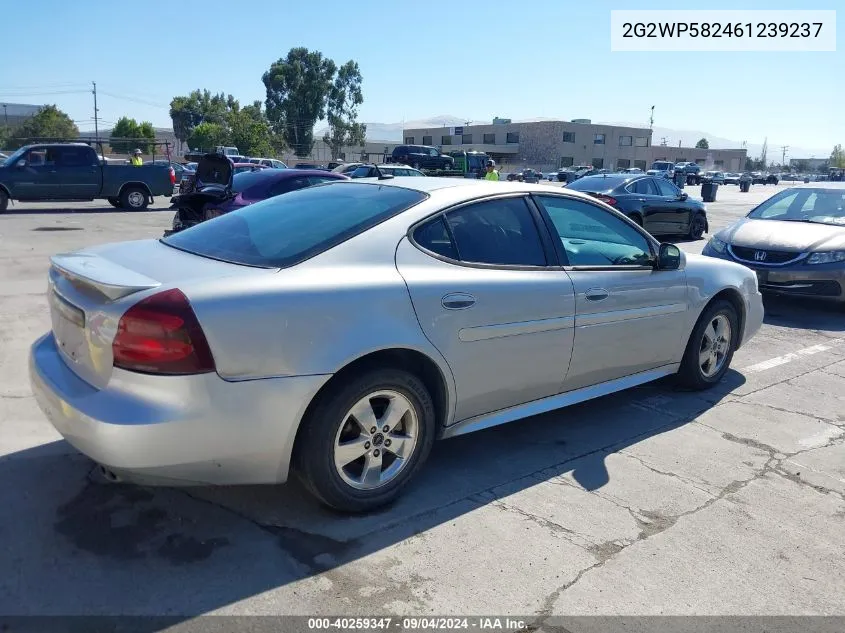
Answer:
373 163 394 180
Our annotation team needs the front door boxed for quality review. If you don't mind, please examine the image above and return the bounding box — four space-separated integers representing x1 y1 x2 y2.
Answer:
395 195 576 423
628 177 669 234
12 147 60 199
533 194 689 391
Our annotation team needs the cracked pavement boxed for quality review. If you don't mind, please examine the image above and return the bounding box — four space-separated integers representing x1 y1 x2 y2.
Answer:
0 187 843 619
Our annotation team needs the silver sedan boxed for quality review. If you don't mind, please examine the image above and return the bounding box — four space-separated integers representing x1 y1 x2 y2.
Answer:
30 178 763 512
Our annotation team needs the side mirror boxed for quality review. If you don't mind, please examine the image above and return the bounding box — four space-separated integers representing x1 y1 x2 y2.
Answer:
15 159 26 169
657 243 681 270
678 192 689 201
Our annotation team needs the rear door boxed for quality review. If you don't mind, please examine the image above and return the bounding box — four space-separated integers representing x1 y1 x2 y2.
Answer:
54 145 101 198
533 193 689 391
395 194 576 423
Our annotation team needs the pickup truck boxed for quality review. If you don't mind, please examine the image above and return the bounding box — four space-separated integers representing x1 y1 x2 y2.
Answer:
0 143 175 212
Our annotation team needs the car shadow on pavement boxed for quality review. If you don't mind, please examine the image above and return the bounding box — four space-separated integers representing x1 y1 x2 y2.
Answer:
0 370 742 618
762 295 845 332
3 206 173 215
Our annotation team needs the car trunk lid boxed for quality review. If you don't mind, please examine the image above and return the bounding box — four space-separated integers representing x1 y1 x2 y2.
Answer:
47 239 274 389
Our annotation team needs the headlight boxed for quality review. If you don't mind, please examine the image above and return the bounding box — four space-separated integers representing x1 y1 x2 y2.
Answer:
707 236 727 253
806 251 845 265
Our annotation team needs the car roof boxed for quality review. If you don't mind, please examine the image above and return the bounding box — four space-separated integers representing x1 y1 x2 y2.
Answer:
330 177 603 201
789 181 845 190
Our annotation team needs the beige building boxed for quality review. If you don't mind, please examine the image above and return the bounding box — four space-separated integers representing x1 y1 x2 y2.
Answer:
403 119 746 173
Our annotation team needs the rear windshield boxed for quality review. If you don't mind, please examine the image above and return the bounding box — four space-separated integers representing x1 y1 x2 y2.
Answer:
232 169 272 192
566 175 626 192
651 162 672 170
162 182 428 268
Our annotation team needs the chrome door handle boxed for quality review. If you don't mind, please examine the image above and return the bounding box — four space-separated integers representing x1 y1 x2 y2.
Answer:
442 292 476 310
585 288 609 301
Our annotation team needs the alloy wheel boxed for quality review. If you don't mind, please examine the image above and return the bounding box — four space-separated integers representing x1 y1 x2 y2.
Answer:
699 314 732 378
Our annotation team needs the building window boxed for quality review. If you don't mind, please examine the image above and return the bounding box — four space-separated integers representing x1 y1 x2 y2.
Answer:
695 159 705 165
616 158 631 169
714 160 724 167
462 134 473 144
441 135 452 145
592 158 604 169
677 157 686 162
594 134 605 145
634 160 647 170
404 137 414 145
562 131 575 143
483 133 495 144
560 156 574 168
635 136 649 147
506 132 519 144
619 135 632 146
422 135 432 145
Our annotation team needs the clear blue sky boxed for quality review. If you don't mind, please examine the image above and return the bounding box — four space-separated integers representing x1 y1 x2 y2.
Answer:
0 0 841 154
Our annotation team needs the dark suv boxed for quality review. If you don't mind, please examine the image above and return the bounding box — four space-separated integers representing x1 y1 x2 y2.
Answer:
392 145 455 170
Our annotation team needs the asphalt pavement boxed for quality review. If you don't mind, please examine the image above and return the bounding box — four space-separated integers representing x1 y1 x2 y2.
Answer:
0 183 843 625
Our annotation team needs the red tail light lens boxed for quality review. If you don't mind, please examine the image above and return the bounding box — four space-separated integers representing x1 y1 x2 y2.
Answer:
595 194 618 206
169 167 176 185
112 288 215 375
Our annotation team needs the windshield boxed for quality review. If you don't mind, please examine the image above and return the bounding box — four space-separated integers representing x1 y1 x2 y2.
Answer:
1 146 29 166
161 182 428 268
651 162 672 170
748 188 845 225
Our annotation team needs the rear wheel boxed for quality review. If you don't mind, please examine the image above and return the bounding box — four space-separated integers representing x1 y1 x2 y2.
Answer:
677 300 738 390
0 189 8 213
106 197 121 208
120 186 149 211
688 213 707 240
295 368 435 512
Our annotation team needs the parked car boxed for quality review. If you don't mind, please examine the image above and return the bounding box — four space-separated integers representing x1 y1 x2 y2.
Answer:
168 154 347 233
647 161 675 180
507 168 542 183
565 173 709 239
545 172 558 181
294 162 327 170
724 173 742 185
675 162 702 185
350 164 425 178
701 171 726 185
178 161 266 194
30 177 762 512
148 159 194 186
333 162 363 175
703 183 845 302
248 157 288 169
0 143 174 212
391 145 455 170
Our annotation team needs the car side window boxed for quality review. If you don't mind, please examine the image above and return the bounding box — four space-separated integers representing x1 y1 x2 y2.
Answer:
536 195 654 267
655 179 679 196
444 198 547 266
429 148 439 156
307 176 336 186
629 178 657 195
269 176 310 197
414 216 460 260
57 147 96 167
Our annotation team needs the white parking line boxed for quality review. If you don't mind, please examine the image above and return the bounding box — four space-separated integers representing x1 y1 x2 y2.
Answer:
742 338 845 373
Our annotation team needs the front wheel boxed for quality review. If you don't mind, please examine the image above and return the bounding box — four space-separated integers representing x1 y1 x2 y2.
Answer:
106 197 121 208
120 186 149 211
0 189 8 213
688 214 707 240
294 368 436 512
677 300 738 390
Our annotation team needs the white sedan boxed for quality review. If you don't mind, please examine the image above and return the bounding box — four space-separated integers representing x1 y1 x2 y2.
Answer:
30 178 763 512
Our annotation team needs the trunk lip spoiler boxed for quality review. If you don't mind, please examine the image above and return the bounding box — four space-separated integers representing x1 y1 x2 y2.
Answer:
50 253 161 302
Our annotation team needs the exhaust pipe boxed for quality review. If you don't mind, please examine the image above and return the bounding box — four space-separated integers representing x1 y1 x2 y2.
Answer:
98 465 121 483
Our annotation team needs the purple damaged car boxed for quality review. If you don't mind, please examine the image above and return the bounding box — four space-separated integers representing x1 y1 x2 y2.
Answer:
167 153 348 234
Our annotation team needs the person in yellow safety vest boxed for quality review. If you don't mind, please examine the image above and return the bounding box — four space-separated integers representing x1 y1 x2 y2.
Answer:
483 158 500 181
129 149 143 166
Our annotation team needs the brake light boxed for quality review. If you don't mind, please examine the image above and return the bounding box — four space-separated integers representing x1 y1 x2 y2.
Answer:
169 167 176 185
595 194 618 206
112 288 215 375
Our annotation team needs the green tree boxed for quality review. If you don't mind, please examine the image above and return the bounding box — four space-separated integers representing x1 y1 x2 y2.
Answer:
109 117 155 154
187 121 229 151
695 137 709 149
169 89 238 152
263 47 337 157
830 144 845 169
228 101 275 156
323 60 366 160
7 105 78 149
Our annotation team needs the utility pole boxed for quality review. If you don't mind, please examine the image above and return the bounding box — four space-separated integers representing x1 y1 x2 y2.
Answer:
649 105 654 131
660 136 668 146
92 81 99 142
781 145 789 167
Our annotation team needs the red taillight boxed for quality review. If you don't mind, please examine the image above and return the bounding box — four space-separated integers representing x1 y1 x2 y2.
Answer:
595 194 618 206
169 167 176 185
112 288 215 375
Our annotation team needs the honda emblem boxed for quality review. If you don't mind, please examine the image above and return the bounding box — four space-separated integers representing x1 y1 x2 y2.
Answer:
754 251 767 262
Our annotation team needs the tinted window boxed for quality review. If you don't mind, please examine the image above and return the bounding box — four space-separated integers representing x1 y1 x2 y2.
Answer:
58 146 96 166
351 166 374 178
536 196 653 267
445 198 546 266
231 170 271 193
268 176 311 197
628 178 658 195
655 179 679 196
566 175 627 192
414 216 459 259
163 183 427 268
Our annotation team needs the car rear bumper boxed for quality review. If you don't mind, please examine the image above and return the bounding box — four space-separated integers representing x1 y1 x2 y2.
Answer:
29 333 330 485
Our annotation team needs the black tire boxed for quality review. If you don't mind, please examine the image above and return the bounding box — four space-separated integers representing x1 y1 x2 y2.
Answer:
119 186 149 211
106 197 121 208
294 368 436 512
677 299 739 390
0 189 8 213
688 213 707 240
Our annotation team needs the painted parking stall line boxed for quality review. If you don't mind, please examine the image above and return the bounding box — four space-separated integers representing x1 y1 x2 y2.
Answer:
742 338 845 373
